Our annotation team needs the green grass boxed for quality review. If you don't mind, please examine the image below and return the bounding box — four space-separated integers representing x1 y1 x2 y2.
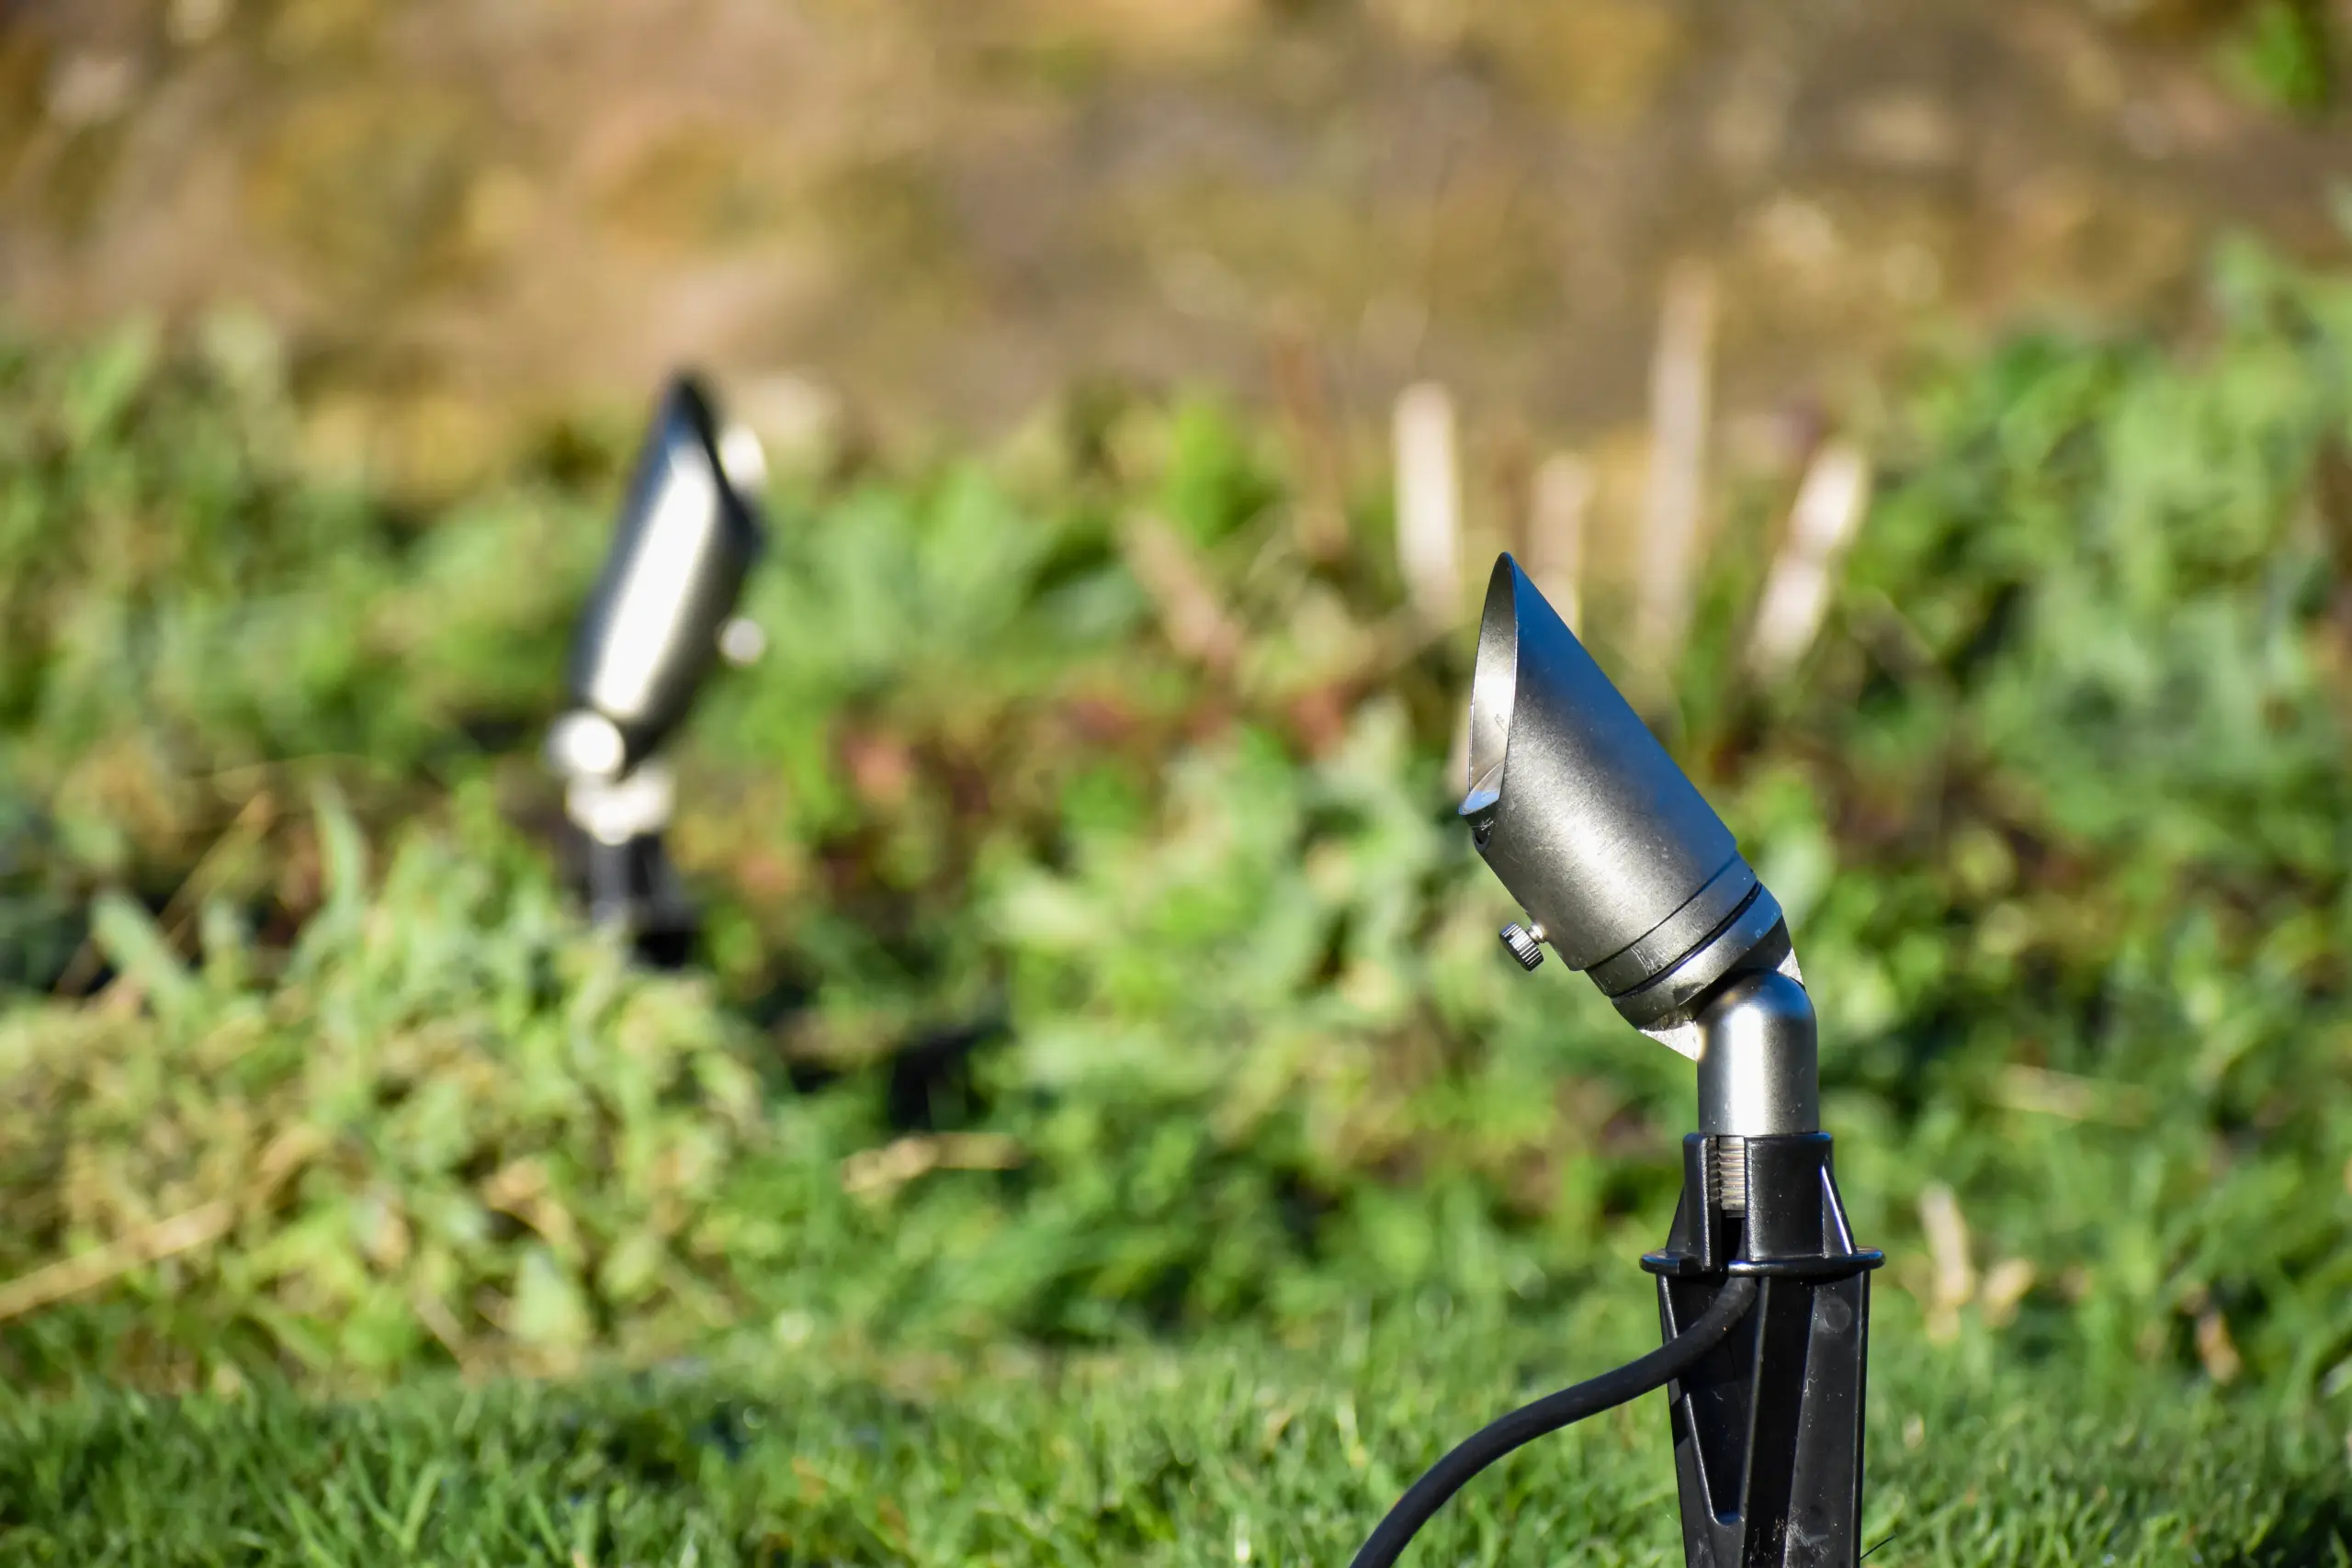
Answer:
3 1309 2343 1567
3 238 2352 1557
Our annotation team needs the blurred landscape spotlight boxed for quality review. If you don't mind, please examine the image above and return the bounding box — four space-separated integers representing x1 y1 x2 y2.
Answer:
546 373 768 963
1352 555 1882 1568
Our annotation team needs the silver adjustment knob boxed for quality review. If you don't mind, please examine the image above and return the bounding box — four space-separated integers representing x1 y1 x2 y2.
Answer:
1499 921 1547 970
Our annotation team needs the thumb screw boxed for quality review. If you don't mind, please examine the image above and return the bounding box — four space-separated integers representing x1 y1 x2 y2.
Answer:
1499 922 1547 970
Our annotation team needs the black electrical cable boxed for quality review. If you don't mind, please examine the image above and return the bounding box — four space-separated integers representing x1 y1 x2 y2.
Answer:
1346 1274 1759 1568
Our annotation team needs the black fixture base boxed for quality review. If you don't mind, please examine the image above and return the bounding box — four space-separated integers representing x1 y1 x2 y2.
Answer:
1642 1133 1883 1568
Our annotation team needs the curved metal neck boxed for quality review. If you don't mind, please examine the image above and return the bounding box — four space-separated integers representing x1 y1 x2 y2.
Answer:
563 759 678 846
1692 969 1818 1136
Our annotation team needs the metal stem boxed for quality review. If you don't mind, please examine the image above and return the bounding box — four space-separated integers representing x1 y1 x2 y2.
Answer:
1693 969 1819 1140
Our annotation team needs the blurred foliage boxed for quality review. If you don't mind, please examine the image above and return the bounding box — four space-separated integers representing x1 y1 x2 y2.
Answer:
2218 0 2339 113
0 786 793 1385
0 239 2346 1441
2085 0 2344 116
0 312 607 886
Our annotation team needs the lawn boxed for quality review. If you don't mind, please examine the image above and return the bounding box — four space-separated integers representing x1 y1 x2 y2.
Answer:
0 238 2347 1562
4 1312 2345 1566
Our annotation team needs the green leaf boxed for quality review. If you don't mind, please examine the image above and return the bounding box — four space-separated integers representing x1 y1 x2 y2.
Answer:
508 1248 592 1350
88 891 195 1021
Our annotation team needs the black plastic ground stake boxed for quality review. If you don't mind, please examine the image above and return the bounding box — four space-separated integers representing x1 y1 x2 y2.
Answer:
1645 1134 1883 1568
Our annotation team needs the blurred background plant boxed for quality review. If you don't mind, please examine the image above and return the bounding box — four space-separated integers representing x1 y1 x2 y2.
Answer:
0 233 2347 1430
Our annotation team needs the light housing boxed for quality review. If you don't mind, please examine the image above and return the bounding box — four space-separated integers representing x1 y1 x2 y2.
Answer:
558 373 767 780
1459 554 1796 1047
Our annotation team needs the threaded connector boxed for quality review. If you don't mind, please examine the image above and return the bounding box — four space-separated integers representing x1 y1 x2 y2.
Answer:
1714 1134 1748 1216
1499 922 1547 970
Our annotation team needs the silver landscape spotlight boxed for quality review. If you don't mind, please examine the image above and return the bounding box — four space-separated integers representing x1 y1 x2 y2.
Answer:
1351 556 1881 1568
545 373 768 957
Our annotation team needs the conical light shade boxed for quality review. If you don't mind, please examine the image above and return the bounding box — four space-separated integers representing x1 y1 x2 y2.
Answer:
1461 554 1783 1026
